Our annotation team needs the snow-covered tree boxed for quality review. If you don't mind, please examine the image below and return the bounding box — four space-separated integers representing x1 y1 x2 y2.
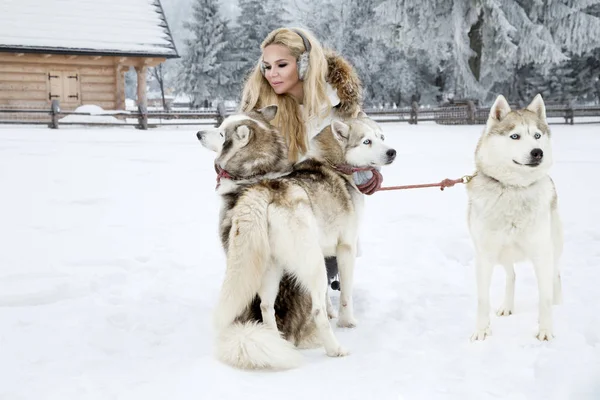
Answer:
230 0 270 82
213 22 248 101
264 0 291 32
178 0 228 107
293 0 345 51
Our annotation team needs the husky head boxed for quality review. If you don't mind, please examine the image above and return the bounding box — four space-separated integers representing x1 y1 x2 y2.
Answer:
310 112 396 168
196 105 291 179
475 94 552 186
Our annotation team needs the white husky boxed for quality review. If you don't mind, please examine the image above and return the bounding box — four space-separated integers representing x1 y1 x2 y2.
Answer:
467 94 563 341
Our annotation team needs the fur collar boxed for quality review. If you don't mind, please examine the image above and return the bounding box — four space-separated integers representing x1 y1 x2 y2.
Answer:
325 50 362 118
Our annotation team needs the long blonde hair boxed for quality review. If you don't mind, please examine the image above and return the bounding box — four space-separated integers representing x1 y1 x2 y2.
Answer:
240 27 330 162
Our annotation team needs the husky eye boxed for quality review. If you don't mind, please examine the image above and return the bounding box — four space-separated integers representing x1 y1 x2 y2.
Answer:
534 133 541 139
510 134 520 140
220 132 224 138
363 139 372 145
380 135 385 141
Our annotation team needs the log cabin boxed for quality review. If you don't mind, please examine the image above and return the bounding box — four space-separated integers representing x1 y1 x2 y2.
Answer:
0 0 178 112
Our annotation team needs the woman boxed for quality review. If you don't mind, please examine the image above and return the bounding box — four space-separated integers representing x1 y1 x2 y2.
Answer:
239 27 383 288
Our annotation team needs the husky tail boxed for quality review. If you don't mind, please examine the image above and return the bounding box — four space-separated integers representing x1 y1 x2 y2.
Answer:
213 188 303 370
216 321 303 370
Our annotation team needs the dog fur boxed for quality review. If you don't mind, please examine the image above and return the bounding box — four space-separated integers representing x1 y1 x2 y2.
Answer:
467 94 563 341
197 106 395 369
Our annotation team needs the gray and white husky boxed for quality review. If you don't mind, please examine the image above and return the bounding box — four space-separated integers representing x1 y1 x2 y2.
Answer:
197 106 396 369
467 94 563 341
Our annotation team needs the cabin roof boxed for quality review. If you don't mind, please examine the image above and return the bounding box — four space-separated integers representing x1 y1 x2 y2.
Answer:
0 0 178 58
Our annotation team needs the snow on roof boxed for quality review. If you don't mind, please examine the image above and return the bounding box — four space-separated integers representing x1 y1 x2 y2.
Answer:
0 0 178 58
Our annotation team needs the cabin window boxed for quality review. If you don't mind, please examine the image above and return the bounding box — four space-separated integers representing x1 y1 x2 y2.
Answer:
48 70 80 105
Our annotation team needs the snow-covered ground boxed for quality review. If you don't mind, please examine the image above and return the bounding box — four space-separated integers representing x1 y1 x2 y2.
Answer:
0 122 598 400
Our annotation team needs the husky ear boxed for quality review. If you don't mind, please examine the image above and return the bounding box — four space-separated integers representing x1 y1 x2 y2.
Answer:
235 125 252 146
526 94 547 120
257 105 278 122
488 95 511 123
331 120 350 143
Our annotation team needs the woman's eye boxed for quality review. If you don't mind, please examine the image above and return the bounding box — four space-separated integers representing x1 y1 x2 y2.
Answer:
510 134 520 140
534 133 541 139
263 65 271 70
363 139 372 145
278 64 288 68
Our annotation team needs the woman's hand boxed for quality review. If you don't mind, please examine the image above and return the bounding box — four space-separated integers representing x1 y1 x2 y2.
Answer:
356 168 383 195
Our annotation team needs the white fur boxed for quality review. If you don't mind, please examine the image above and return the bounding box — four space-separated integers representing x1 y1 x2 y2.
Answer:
197 127 223 153
216 322 303 370
224 113 271 132
344 119 391 167
468 94 563 342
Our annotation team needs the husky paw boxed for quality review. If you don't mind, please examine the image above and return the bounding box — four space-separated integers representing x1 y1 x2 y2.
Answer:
496 305 514 316
326 346 350 357
337 316 358 328
536 329 554 341
470 327 491 341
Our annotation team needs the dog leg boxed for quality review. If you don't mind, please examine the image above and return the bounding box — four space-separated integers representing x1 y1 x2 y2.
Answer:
471 255 494 341
258 262 283 331
336 243 357 328
497 262 515 316
553 271 562 305
271 205 347 357
304 259 348 357
532 250 555 341
551 209 563 306
288 248 347 356
326 287 337 320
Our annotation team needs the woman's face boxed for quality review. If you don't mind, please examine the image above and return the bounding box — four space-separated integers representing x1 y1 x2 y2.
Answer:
262 44 303 101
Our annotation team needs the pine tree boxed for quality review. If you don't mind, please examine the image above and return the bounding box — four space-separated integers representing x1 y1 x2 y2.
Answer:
293 0 341 49
178 0 228 107
230 0 270 84
214 21 251 101
264 0 291 33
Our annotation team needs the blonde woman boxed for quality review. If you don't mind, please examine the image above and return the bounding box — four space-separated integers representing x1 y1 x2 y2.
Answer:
240 26 383 289
240 27 382 189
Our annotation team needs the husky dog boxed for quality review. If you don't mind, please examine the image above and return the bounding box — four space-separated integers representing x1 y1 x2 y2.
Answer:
467 94 563 342
197 106 396 369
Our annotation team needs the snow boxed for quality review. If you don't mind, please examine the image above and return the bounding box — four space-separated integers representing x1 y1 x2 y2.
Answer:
0 122 599 399
58 105 127 124
0 0 177 57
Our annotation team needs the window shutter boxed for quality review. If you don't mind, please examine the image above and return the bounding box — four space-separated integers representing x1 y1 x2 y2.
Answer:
64 72 80 104
48 71 63 101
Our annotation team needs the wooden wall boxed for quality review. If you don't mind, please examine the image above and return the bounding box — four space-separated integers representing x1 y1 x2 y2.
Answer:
0 53 126 110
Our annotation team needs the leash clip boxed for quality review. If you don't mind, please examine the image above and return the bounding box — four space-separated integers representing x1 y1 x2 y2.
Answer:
461 174 475 184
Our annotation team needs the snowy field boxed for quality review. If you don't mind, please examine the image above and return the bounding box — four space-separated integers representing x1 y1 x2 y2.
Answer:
0 122 599 400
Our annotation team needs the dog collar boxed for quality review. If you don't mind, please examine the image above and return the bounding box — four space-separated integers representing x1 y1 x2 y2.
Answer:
332 164 373 175
215 166 235 189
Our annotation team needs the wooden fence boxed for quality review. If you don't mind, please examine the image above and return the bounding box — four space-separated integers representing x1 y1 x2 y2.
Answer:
1 100 599 129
